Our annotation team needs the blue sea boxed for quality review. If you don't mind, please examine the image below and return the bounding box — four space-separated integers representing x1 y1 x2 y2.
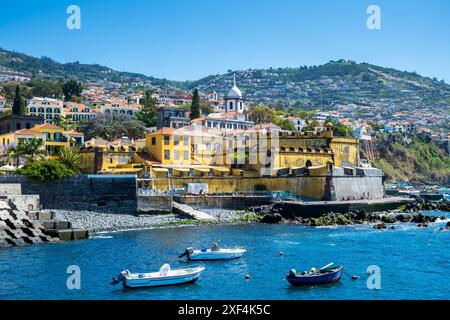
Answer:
1 211 449 300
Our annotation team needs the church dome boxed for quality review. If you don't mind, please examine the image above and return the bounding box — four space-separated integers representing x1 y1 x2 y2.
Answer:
226 85 242 99
225 74 243 99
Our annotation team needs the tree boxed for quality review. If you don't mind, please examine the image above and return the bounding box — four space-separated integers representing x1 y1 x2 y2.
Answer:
1 82 31 100
5 144 23 168
190 89 201 119
134 90 157 127
62 80 83 101
276 118 296 131
17 160 76 182
3 138 47 168
58 147 81 172
301 120 319 132
200 99 214 115
247 106 276 124
29 78 63 99
12 85 26 115
19 138 47 162
324 117 354 137
78 113 147 140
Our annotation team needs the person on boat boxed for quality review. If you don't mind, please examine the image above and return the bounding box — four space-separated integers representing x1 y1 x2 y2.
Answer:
211 242 220 251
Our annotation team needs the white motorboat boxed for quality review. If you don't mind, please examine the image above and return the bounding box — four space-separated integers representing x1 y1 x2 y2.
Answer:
111 264 205 288
179 242 247 261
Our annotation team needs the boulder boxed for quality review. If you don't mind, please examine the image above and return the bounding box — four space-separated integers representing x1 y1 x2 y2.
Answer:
261 213 283 224
381 215 396 223
373 223 387 230
417 222 428 228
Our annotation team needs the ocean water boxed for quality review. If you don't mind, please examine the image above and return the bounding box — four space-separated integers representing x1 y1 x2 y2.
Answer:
1 211 449 300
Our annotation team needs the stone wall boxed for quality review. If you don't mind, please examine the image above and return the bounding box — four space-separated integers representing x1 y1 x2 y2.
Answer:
0 175 137 215
173 195 273 210
137 195 173 214
150 174 383 201
332 176 384 201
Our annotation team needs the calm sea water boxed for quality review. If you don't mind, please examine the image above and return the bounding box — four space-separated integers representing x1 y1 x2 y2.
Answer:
1 211 449 300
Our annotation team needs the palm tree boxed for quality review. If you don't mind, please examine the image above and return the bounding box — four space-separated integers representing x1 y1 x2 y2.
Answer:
58 147 81 172
5 144 23 168
19 138 47 162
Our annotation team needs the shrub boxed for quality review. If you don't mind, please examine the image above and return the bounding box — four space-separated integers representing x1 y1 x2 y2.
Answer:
17 160 75 182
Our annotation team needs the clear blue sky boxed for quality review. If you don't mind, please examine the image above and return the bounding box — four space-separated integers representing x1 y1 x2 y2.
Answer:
1 0 449 82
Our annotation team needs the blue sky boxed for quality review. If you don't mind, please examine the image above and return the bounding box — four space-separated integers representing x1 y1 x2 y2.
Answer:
0 0 449 82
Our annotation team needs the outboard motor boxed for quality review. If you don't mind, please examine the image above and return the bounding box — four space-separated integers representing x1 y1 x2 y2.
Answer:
179 247 194 258
288 269 297 278
111 270 128 285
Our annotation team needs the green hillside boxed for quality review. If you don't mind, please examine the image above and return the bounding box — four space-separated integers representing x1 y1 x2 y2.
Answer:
371 133 450 185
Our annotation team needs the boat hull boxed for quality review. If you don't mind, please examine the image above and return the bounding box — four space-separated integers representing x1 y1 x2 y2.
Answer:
188 249 246 261
286 266 344 286
122 268 205 288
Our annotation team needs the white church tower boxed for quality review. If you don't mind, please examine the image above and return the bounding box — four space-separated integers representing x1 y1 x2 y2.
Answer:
224 74 246 113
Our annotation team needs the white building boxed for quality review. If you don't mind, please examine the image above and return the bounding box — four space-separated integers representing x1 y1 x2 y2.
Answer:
287 116 306 131
224 74 248 113
27 97 63 123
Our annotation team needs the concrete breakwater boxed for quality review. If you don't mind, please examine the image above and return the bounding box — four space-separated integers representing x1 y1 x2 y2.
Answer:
0 201 59 247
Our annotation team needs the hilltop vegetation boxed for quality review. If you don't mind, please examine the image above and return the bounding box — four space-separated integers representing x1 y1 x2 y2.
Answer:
0 48 176 86
370 133 450 185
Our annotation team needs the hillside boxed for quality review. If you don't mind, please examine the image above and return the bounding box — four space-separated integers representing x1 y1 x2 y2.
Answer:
0 48 177 87
1 48 449 130
185 60 450 128
370 133 450 185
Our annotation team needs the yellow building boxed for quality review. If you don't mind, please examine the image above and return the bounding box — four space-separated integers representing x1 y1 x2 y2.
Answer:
0 124 84 158
145 128 191 165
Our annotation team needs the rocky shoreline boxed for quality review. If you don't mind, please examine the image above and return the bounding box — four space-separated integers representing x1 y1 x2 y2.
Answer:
46 198 450 235
52 208 257 234
253 198 450 230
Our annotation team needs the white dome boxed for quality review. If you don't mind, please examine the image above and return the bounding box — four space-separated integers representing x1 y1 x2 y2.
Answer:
227 85 242 99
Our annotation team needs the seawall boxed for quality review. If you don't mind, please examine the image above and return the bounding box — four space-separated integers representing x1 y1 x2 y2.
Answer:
273 197 414 218
0 175 137 215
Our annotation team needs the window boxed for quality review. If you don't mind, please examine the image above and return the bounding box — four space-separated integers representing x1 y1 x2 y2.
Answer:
183 151 189 160
30 107 36 113
54 108 60 114
206 143 211 151
46 108 52 113
26 123 30 129
38 107 44 113
16 123 21 130
174 135 179 146
183 136 189 146
164 150 170 160
174 150 179 160
164 136 170 145
229 101 233 110
151 137 156 145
